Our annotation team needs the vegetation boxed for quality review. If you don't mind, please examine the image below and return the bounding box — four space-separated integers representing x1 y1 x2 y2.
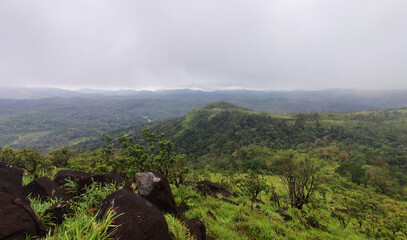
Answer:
3 88 407 152
1 102 407 239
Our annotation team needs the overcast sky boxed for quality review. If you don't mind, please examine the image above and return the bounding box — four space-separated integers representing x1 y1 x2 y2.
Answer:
0 0 406 91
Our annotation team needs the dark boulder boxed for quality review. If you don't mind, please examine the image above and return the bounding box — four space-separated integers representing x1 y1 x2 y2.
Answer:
251 198 265 204
177 202 189 216
221 197 238 205
275 210 292 222
53 170 93 186
185 218 206 240
334 208 350 214
134 172 177 214
0 162 26 198
44 202 73 225
24 177 69 201
77 174 131 193
195 180 232 198
206 211 217 220
0 192 45 240
96 189 171 240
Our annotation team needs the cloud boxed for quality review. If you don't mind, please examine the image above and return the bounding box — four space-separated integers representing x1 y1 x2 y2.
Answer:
0 0 406 90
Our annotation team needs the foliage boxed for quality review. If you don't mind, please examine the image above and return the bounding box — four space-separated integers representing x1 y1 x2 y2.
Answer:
241 170 267 206
274 153 320 209
0 147 43 176
165 214 195 240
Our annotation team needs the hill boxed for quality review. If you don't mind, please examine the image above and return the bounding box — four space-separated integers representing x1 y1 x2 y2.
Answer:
77 102 407 195
2 88 407 152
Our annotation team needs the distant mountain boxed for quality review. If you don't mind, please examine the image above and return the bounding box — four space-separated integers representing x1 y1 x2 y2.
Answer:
0 87 89 99
2 88 407 152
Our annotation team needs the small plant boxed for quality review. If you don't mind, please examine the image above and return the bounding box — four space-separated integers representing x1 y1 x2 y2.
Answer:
165 214 195 240
45 209 118 240
241 170 267 209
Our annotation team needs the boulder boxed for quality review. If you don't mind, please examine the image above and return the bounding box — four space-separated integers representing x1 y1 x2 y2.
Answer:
334 208 350 214
24 177 69 201
275 210 292 222
96 189 171 240
0 162 26 198
185 218 206 240
53 170 93 186
251 198 265 204
44 202 73 225
195 180 232 198
221 197 238 205
0 192 45 240
134 172 177 214
77 174 131 193
206 211 217 220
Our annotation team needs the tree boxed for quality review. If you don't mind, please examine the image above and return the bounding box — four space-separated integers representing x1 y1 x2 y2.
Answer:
275 153 319 209
242 170 267 209
114 129 188 184
13 148 42 177
46 147 77 167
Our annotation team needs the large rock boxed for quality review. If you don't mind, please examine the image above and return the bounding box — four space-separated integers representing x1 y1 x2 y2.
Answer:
0 162 26 198
96 189 171 240
133 172 177 214
24 177 69 201
195 180 232 198
0 192 45 240
44 202 73 225
185 218 206 240
53 170 93 186
77 174 131 193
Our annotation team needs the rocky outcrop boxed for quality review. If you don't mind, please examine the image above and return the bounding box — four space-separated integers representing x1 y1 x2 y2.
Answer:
44 202 73 225
77 174 130 193
133 172 177 214
96 189 171 240
195 180 232 198
185 218 206 240
0 162 26 199
24 177 69 201
53 170 93 186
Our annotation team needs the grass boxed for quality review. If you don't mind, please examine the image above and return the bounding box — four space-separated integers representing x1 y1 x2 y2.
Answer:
25 169 407 240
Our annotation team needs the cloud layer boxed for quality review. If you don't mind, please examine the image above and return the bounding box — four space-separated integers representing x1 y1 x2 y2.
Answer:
1 0 406 90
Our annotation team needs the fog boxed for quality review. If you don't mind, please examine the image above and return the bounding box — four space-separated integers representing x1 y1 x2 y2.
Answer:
1 0 406 90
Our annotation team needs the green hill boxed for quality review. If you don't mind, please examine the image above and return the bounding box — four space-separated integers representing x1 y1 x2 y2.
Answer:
3 102 407 239
76 103 407 195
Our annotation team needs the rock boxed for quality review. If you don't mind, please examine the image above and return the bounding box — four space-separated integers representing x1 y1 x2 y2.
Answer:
177 202 189 216
334 208 350 214
275 210 292 222
185 218 206 240
195 180 232 198
206 211 217 220
24 177 69 201
44 202 73 225
53 170 93 186
0 162 26 198
221 197 238 205
0 192 45 239
96 189 171 240
134 172 177 214
251 198 265 204
77 174 131 193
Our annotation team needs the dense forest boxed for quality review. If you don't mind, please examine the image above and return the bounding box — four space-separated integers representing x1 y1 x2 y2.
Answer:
1 101 406 239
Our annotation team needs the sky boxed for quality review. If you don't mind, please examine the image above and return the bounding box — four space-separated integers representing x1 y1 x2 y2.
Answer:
0 0 407 91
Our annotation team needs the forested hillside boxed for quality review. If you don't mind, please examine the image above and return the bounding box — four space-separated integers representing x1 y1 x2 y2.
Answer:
2 88 407 152
80 101 407 197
